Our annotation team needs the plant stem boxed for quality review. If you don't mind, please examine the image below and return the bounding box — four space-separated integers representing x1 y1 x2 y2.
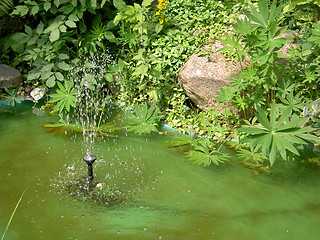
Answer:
97 98 108 129
217 129 236 151
1 186 29 240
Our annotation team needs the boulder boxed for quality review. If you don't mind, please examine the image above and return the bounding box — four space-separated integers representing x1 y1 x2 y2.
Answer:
178 30 298 111
178 42 242 110
0 64 22 89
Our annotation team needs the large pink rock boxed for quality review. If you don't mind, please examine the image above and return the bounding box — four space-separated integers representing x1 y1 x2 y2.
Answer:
177 42 242 110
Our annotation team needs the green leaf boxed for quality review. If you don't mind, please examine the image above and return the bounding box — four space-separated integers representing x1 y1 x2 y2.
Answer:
49 81 76 113
11 5 29 16
68 14 79 22
124 103 161 134
256 106 272 130
71 0 77 7
240 126 268 134
49 28 60 42
44 2 51 11
24 25 32 35
133 64 148 76
58 54 69 60
101 0 108 7
65 20 77 28
142 0 154 7
79 21 87 33
91 0 97 8
59 24 67 32
105 31 116 42
54 0 60 8
105 73 114 82
36 22 44 34
46 75 56 88
258 0 269 26
216 86 237 103
155 23 163 34
113 0 126 11
55 72 64 81
57 61 71 71
31 4 39 15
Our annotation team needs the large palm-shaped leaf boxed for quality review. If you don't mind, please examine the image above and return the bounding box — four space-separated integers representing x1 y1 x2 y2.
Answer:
240 102 318 165
185 138 229 166
49 81 76 113
123 103 162 134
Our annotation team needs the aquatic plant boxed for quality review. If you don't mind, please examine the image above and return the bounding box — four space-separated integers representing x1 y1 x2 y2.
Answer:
49 81 76 113
240 102 319 165
1 186 28 240
1 88 23 107
185 138 229 166
123 103 162 134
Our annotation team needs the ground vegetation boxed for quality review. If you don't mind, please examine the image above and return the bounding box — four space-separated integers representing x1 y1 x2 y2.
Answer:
1 0 320 175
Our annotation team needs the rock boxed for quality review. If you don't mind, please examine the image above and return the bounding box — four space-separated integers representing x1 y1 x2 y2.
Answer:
178 28 298 111
0 64 22 89
177 42 243 110
30 87 45 101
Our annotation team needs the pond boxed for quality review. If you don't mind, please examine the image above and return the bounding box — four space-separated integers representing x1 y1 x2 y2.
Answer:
1 102 320 240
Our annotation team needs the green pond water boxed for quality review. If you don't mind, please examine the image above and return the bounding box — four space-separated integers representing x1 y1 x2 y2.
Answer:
1 102 320 240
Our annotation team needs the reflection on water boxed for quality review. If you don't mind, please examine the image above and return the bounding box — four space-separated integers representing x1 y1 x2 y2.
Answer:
1 103 320 240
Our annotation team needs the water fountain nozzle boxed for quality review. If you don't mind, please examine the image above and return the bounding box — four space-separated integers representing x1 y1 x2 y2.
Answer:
83 153 96 181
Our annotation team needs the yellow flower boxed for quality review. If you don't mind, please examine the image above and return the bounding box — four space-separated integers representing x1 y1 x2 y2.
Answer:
165 18 168 22
159 19 164 24
156 11 160 15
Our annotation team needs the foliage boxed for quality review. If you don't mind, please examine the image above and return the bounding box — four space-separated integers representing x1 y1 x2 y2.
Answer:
191 108 237 141
114 0 241 133
2 0 114 88
1 88 23 107
42 120 120 138
49 81 76 113
237 147 271 177
283 0 320 26
123 103 162 134
240 102 318 165
295 22 320 100
185 138 229 166
0 0 13 17
165 127 197 151
217 0 294 118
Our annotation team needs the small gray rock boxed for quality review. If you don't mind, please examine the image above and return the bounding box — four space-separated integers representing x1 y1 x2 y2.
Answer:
0 64 22 89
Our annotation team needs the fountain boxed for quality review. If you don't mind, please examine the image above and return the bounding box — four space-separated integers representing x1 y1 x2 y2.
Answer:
83 153 96 182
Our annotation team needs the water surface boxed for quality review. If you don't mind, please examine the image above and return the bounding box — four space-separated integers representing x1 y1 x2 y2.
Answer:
1 102 320 239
